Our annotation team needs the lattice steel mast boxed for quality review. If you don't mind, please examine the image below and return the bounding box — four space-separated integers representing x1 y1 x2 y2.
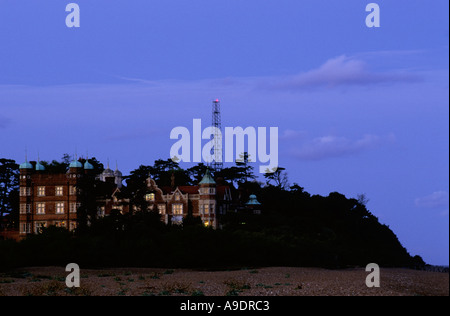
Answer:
211 99 223 171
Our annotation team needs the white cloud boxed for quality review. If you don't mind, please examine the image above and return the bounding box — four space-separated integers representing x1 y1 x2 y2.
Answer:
280 129 307 141
291 134 384 161
262 55 421 91
415 191 449 209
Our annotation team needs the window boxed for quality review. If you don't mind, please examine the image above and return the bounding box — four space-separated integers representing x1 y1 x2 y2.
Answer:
36 203 45 215
69 221 77 231
37 186 45 197
70 203 81 213
172 204 183 215
145 193 155 202
158 204 166 215
20 223 31 234
69 186 78 195
200 187 215 195
34 221 47 234
56 202 65 214
174 194 180 201
20 187 31 196
55 186 63 196
203 204 209 215
54 221 66 228
20 204 31 214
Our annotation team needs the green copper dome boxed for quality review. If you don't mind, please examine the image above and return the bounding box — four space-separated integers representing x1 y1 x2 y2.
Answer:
199 169 216 185
69 160 83 168
35 162 45 171
84 161 94 170
19 161 33 169
246 194 261 206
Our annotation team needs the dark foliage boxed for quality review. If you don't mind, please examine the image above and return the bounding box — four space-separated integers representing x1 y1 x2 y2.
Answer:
0 156 422 270
0 190 419 270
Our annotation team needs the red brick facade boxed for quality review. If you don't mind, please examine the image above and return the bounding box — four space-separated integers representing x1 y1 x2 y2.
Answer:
14 160 253 238
17 161 129 239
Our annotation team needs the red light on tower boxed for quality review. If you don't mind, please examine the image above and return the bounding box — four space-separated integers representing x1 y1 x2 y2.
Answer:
215 99 219 103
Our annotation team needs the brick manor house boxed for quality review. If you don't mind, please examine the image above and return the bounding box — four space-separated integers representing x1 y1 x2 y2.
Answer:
9 158 261 239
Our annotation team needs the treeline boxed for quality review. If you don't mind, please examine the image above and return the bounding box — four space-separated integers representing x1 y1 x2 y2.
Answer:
0 189 425 270
0 155 426 270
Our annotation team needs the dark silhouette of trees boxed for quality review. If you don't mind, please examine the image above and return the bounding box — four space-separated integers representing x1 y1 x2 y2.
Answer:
187 163 209 184
263 166 289 190
0 159 19 227
235 152 256 183
0 155 421 269
40 154 71 174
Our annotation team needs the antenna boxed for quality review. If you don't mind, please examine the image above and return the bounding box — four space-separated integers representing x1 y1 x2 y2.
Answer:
211 99 223 172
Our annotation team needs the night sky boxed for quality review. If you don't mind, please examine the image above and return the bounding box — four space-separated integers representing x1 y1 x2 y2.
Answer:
0 1 448 265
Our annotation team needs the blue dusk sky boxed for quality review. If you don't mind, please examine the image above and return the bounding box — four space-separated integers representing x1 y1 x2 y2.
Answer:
0 1 448 265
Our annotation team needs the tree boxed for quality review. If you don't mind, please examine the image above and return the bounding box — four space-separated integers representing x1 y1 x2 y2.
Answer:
187 163 209 184
149 159 190 187
290 183 311 198
0 159 19 225
216 166 245 186
357 193 370 207
264 167 289 190
235 152 256 183
125 165 153 214
41 154 71 174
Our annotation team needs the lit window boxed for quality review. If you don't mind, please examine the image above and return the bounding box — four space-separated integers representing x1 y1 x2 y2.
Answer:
69 186 78 195
69 221 77 231
172 204 183 215
55 186 63 196
54 221 66 228
36 203 45 215
145 193 155 201
158 204 166 215
203 204 209 215
34 221 47 234
37 186 45 197
56 202 65 214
